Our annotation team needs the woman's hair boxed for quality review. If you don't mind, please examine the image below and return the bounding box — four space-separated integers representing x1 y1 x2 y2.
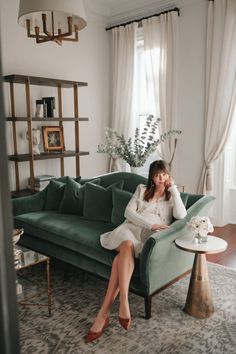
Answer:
144 160 171 202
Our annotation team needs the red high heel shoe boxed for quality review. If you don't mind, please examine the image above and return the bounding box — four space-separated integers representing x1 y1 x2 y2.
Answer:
85 317 110 343
118 317 131 330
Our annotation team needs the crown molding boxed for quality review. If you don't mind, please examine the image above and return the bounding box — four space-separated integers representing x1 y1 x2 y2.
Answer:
85 0 206 27
106 0 179 27
85 0 110 26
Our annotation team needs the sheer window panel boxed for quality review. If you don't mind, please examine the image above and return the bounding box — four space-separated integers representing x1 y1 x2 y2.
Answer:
133 27 161 177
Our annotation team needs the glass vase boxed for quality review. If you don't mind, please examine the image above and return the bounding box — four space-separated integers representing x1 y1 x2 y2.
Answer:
194 233 208 244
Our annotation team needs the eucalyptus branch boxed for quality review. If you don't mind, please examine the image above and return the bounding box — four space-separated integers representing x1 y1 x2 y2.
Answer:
97 116 181 167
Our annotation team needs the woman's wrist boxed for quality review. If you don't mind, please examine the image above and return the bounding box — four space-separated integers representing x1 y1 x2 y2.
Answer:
168 184 178 192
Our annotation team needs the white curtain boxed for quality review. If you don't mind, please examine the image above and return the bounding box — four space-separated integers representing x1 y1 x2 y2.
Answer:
110 23 138 171
142 11 178 164
198 0 236 194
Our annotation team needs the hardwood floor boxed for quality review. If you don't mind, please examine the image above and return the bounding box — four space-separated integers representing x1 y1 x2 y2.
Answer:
207 224 236 269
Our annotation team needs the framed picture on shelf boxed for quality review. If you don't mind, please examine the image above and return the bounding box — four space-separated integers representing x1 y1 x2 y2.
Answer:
42 126 65 152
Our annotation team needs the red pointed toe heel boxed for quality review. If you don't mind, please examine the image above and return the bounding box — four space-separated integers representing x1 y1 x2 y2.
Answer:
85 317 110 343
118 317 131 330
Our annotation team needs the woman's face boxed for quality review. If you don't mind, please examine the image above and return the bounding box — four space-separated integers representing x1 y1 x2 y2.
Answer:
152 170 169 187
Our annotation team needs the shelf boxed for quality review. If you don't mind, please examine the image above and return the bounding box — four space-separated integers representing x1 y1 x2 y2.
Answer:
6 73 88 189
6 117 89 122
4 74 88 88
9 151 89 162
11 189 38 198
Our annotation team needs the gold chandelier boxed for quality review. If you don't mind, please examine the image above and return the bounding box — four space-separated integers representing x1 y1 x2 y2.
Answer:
18 0 87 46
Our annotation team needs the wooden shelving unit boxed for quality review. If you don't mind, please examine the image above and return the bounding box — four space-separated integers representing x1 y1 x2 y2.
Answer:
4 74 89 196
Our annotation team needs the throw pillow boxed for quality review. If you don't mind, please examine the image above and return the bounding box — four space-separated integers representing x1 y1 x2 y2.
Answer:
44 179 66 210
83 180 124 222
59 177 101 215
111 187 133 226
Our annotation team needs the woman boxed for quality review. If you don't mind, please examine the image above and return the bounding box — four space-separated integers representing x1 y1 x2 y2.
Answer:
85 160 186 343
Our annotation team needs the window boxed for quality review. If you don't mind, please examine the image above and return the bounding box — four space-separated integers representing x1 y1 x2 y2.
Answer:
133 27 161 176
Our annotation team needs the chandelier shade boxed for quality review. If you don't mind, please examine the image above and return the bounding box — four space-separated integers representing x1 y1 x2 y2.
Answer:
18 0 87 45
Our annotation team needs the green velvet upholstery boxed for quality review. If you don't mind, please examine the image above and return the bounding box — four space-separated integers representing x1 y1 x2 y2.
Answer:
180 192 189 207
186 193 203 209
44 179 65 210
83 180 124 222
12 171 215 318
59 177 101 215
12 188 47 216
111 187 133 226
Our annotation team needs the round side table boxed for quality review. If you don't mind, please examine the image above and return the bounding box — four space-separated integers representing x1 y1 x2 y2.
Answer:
175 235 227 318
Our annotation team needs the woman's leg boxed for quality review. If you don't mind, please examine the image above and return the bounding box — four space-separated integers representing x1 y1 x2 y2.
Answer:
89 240 135 332
116 240 135 319
89 254 120 332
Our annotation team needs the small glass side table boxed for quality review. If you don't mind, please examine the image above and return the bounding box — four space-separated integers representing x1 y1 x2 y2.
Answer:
175 235 227 318
15 246 52 317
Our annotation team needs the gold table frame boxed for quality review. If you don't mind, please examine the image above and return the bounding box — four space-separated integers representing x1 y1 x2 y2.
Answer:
15 247 52 317
175 235 227 318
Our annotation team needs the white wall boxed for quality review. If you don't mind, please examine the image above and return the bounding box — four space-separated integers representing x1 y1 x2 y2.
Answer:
0 0 111 190
173 0 208 193
0 0 211 196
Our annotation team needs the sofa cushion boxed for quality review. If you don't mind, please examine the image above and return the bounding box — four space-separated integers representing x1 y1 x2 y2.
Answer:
15 210 115 260
111 187 133 226
99 172 147 193
83 180 124 222
44 179 66 211
59 177 101 215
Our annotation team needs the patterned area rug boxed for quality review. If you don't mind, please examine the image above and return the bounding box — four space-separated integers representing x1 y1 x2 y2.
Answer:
18 262 236 354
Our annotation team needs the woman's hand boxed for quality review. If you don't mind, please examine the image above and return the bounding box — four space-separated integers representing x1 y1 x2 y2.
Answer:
165 175 174 189
151 224 170 231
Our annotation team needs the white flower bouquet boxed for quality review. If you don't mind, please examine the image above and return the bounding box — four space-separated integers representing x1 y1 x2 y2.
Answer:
187 216 214 243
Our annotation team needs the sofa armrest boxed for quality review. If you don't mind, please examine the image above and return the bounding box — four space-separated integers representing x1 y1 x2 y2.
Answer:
12 189 47 216
139 195 215 293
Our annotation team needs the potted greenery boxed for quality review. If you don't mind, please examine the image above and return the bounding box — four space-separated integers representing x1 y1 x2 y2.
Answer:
98 115 181 171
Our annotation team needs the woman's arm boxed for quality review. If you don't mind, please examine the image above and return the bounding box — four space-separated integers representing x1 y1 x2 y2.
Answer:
124 185 153 229
169 185 187 219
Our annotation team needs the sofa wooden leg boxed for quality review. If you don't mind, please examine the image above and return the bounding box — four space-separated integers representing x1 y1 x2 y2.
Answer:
144 296 152 319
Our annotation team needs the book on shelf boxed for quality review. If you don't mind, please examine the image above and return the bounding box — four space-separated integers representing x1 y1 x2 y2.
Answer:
26 175 56 191
27 179 50 191
34 174 56 182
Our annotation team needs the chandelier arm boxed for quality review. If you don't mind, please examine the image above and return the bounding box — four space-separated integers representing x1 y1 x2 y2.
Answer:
35 36 52 43
42 13 53 38
25 19 50 39
23 9 82 45
56 25 79 41
59 34 79 42
54 40 62 46
55 17 73 38
51 11 55 36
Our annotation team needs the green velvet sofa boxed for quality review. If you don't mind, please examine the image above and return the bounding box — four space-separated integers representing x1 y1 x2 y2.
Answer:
12 172 215 319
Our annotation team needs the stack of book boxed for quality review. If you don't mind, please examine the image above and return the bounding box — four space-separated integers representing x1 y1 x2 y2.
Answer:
27 174 56 191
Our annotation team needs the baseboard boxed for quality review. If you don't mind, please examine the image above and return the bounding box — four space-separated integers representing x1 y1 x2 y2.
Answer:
211 216 236 227
211 216 228 227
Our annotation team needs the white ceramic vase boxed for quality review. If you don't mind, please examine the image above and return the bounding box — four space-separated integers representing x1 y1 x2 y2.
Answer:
130 166 142 175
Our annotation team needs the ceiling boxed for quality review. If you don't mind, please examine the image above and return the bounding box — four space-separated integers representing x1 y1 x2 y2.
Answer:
87 0 176 26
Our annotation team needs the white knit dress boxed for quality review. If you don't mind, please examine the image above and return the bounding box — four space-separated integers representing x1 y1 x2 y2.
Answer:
100 184 187 257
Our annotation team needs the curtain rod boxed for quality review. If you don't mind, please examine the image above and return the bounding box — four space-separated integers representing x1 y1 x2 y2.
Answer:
105 7 180 31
